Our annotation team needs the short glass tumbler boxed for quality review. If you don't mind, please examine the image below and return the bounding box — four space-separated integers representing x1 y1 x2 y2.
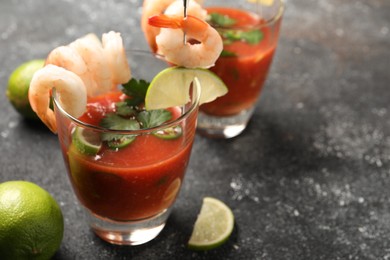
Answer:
198 0 285 138
53 51 200 245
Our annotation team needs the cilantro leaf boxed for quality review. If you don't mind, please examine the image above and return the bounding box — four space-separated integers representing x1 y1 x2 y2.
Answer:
100 113 140 131
115 102 137 117
223 29 264 45
100 113 140 142
125 96 144 107
209 13 237 27
97 77 182 148
240 29 264 44
137 110 172 128
223 30 242 42
121 78 150 106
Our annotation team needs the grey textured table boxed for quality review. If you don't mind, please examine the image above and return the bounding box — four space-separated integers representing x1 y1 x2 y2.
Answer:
1 0 390 259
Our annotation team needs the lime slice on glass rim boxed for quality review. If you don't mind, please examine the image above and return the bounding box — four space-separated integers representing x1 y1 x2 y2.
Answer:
145 67 228 110
72 126 102 155
188 197 235 250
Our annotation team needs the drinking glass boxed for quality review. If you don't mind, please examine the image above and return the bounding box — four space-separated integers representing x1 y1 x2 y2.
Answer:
198 0 284 138
53 51 200 245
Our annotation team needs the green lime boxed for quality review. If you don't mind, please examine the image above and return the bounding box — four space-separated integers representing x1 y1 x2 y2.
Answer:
72 126 102 155
145 67 228 110
188 197 234 251
6 59 45 120
0 181 64 260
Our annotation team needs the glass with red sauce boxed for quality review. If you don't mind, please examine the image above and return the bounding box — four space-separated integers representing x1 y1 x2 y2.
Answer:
53 51 200 245
198 0 284 138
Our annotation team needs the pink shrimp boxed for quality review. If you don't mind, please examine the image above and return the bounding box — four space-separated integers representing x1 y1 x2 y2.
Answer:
29 31 131 133
45 32 131 97
102 31 132 87
141 0 207 53
148 14 223 68
69 33 112 96
29 65 87 133
45 45 95 96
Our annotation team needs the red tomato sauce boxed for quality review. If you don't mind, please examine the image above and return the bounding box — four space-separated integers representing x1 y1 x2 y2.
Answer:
201 7 281 116
61 92 196 220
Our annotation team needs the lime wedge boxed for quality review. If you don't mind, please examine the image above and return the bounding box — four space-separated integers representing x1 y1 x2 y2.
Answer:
145 67 228 110
188 197 234 250
72 126 102 156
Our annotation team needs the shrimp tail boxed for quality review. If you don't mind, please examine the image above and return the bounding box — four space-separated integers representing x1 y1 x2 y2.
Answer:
148 14 183 29
149 14 209 40
183 15 210 40
41 111 57 133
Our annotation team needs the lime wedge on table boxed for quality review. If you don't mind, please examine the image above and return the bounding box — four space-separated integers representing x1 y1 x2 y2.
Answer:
72 126 102 156
188 197 235 250
145 67 228 110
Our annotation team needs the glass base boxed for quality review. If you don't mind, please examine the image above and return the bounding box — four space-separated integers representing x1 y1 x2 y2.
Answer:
197 107 255 139
85 207 172 246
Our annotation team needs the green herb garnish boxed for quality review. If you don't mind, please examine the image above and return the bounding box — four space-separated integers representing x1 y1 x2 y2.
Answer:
240 29 264 44
99 113 140 147
98 78 176 149
100 113 140 132
121 78 149 106
115 102 137 117
220 50 237 57
209 12 264 58
209 13 237 27
223 29 264 45
137 110 172 128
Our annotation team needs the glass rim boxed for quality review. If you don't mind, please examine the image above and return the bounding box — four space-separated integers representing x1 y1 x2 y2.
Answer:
208 0 285 29
52 50 201 135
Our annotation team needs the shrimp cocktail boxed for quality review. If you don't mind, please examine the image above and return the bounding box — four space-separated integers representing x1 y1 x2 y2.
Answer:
28 30 225 245
142 0 284 138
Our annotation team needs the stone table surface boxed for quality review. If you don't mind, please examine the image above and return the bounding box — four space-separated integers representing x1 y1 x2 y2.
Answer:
1 0 390 259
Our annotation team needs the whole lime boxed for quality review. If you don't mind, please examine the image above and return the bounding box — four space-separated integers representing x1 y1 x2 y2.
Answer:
0 181 64 260
6 59 45 120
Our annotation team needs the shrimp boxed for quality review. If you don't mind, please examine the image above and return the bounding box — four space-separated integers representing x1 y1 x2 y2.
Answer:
69 33 112 96
29 31 130 133
29 64 87 133
45 45 87 74
142 0 175 53
102 31 131 87
148 14 223 68
141 0 207 53
164 0 207 18
45 45 95 97
46 32 130 96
